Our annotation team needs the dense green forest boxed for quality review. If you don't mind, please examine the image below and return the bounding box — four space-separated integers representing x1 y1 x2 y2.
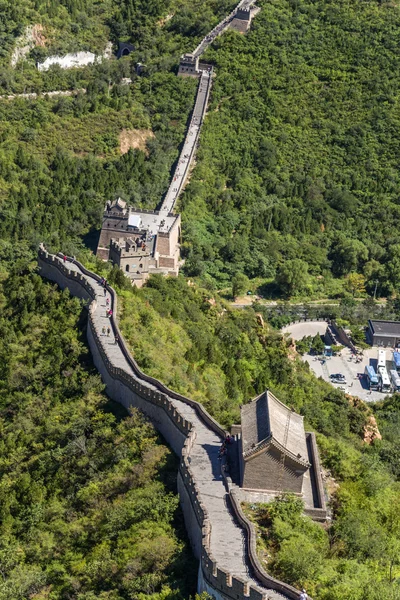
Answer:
180 0 400 299
0 267 201 600
2 0 400 301
0 0 235 93
0 71 197 256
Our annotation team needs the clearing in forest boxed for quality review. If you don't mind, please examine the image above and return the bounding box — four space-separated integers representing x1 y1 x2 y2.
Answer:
119 128 155 155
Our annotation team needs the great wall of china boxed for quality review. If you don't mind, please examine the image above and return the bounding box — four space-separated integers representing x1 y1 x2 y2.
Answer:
38 247 308 600
36 3 320 598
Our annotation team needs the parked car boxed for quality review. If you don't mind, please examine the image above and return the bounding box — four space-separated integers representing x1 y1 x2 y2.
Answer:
330 373 345 381
331 378 347 384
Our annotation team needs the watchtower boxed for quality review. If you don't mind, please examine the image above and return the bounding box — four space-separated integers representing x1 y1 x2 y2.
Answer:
239 391 310 494
230 7 252 33
178 53 200 77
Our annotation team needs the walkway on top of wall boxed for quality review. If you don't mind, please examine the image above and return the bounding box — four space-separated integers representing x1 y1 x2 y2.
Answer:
192 0 257 59
159 0 258 217
159 70 211 217
55 253 288 600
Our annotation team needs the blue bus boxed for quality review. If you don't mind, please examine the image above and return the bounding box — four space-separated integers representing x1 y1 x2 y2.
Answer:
365 365 379 391
393 351 400 373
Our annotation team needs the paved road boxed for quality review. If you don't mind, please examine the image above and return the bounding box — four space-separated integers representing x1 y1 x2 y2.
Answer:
55 254 289 599
0 79 132 101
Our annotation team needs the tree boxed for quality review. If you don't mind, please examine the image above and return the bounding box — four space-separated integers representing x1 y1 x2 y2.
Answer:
329 238 369 277
276 260 309 297
345 273 366 297
231 273 249 299
311 334 325 355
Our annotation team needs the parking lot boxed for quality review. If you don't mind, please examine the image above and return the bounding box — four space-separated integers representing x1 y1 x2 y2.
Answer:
301 346 388 403
282 321 393 403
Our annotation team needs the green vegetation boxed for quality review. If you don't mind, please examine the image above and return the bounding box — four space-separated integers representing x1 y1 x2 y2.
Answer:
180 0 400 300
246 489 400 600
3 0 400 596
114 274 370 434
0 266 200 600
0 0 236 93
0 70 197 256
112 274 400 599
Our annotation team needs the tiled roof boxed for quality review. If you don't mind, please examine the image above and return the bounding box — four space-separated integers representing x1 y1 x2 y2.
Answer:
369 320 400 337
241 391 308 464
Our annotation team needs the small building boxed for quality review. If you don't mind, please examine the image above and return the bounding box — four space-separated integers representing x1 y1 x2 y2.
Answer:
367 320 400 348
239 391 310 494
96 198 181 286
230 7 252 33
230 391 326 520
178 53 200 77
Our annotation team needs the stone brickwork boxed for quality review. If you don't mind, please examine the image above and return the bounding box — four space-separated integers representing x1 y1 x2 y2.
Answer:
241 443 306 494
38 246 311 600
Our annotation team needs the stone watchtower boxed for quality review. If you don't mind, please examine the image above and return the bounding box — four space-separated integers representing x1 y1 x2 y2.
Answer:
96 198 181 286
235 390 327 520
230 7 252 33
239 391 310 494
178 53 200 77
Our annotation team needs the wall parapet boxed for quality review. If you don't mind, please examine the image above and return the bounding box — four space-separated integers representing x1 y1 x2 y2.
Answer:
38 245 310 600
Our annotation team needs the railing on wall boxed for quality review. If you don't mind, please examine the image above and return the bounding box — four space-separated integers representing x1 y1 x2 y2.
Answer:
38 245 309 600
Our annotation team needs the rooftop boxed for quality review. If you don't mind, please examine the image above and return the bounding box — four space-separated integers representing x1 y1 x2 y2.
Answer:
127 209 179 236
105 200 180 237
241 391 309 464
369 320 400 337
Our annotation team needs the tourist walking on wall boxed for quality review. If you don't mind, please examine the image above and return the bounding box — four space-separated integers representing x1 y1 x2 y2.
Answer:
115 334 119 345
107 327 110 337
102 326 106 336
300 590 308 600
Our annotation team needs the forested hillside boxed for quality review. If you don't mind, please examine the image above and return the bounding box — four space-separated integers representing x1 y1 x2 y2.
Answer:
0 266 198 600
180 0 400 299
114 274 400 600
4 0 400 597
0 72 197 258
0 0 235 92
3 0 400 302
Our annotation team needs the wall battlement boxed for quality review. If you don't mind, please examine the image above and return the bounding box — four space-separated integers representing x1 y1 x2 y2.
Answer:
37 246 310 600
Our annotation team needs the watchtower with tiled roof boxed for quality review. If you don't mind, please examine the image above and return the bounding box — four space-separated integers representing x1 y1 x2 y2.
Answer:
239 391 311 495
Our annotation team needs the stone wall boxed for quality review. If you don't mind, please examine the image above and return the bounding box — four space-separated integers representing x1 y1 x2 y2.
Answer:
303 433 327 522
242 446 307 494
37 247 309 600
